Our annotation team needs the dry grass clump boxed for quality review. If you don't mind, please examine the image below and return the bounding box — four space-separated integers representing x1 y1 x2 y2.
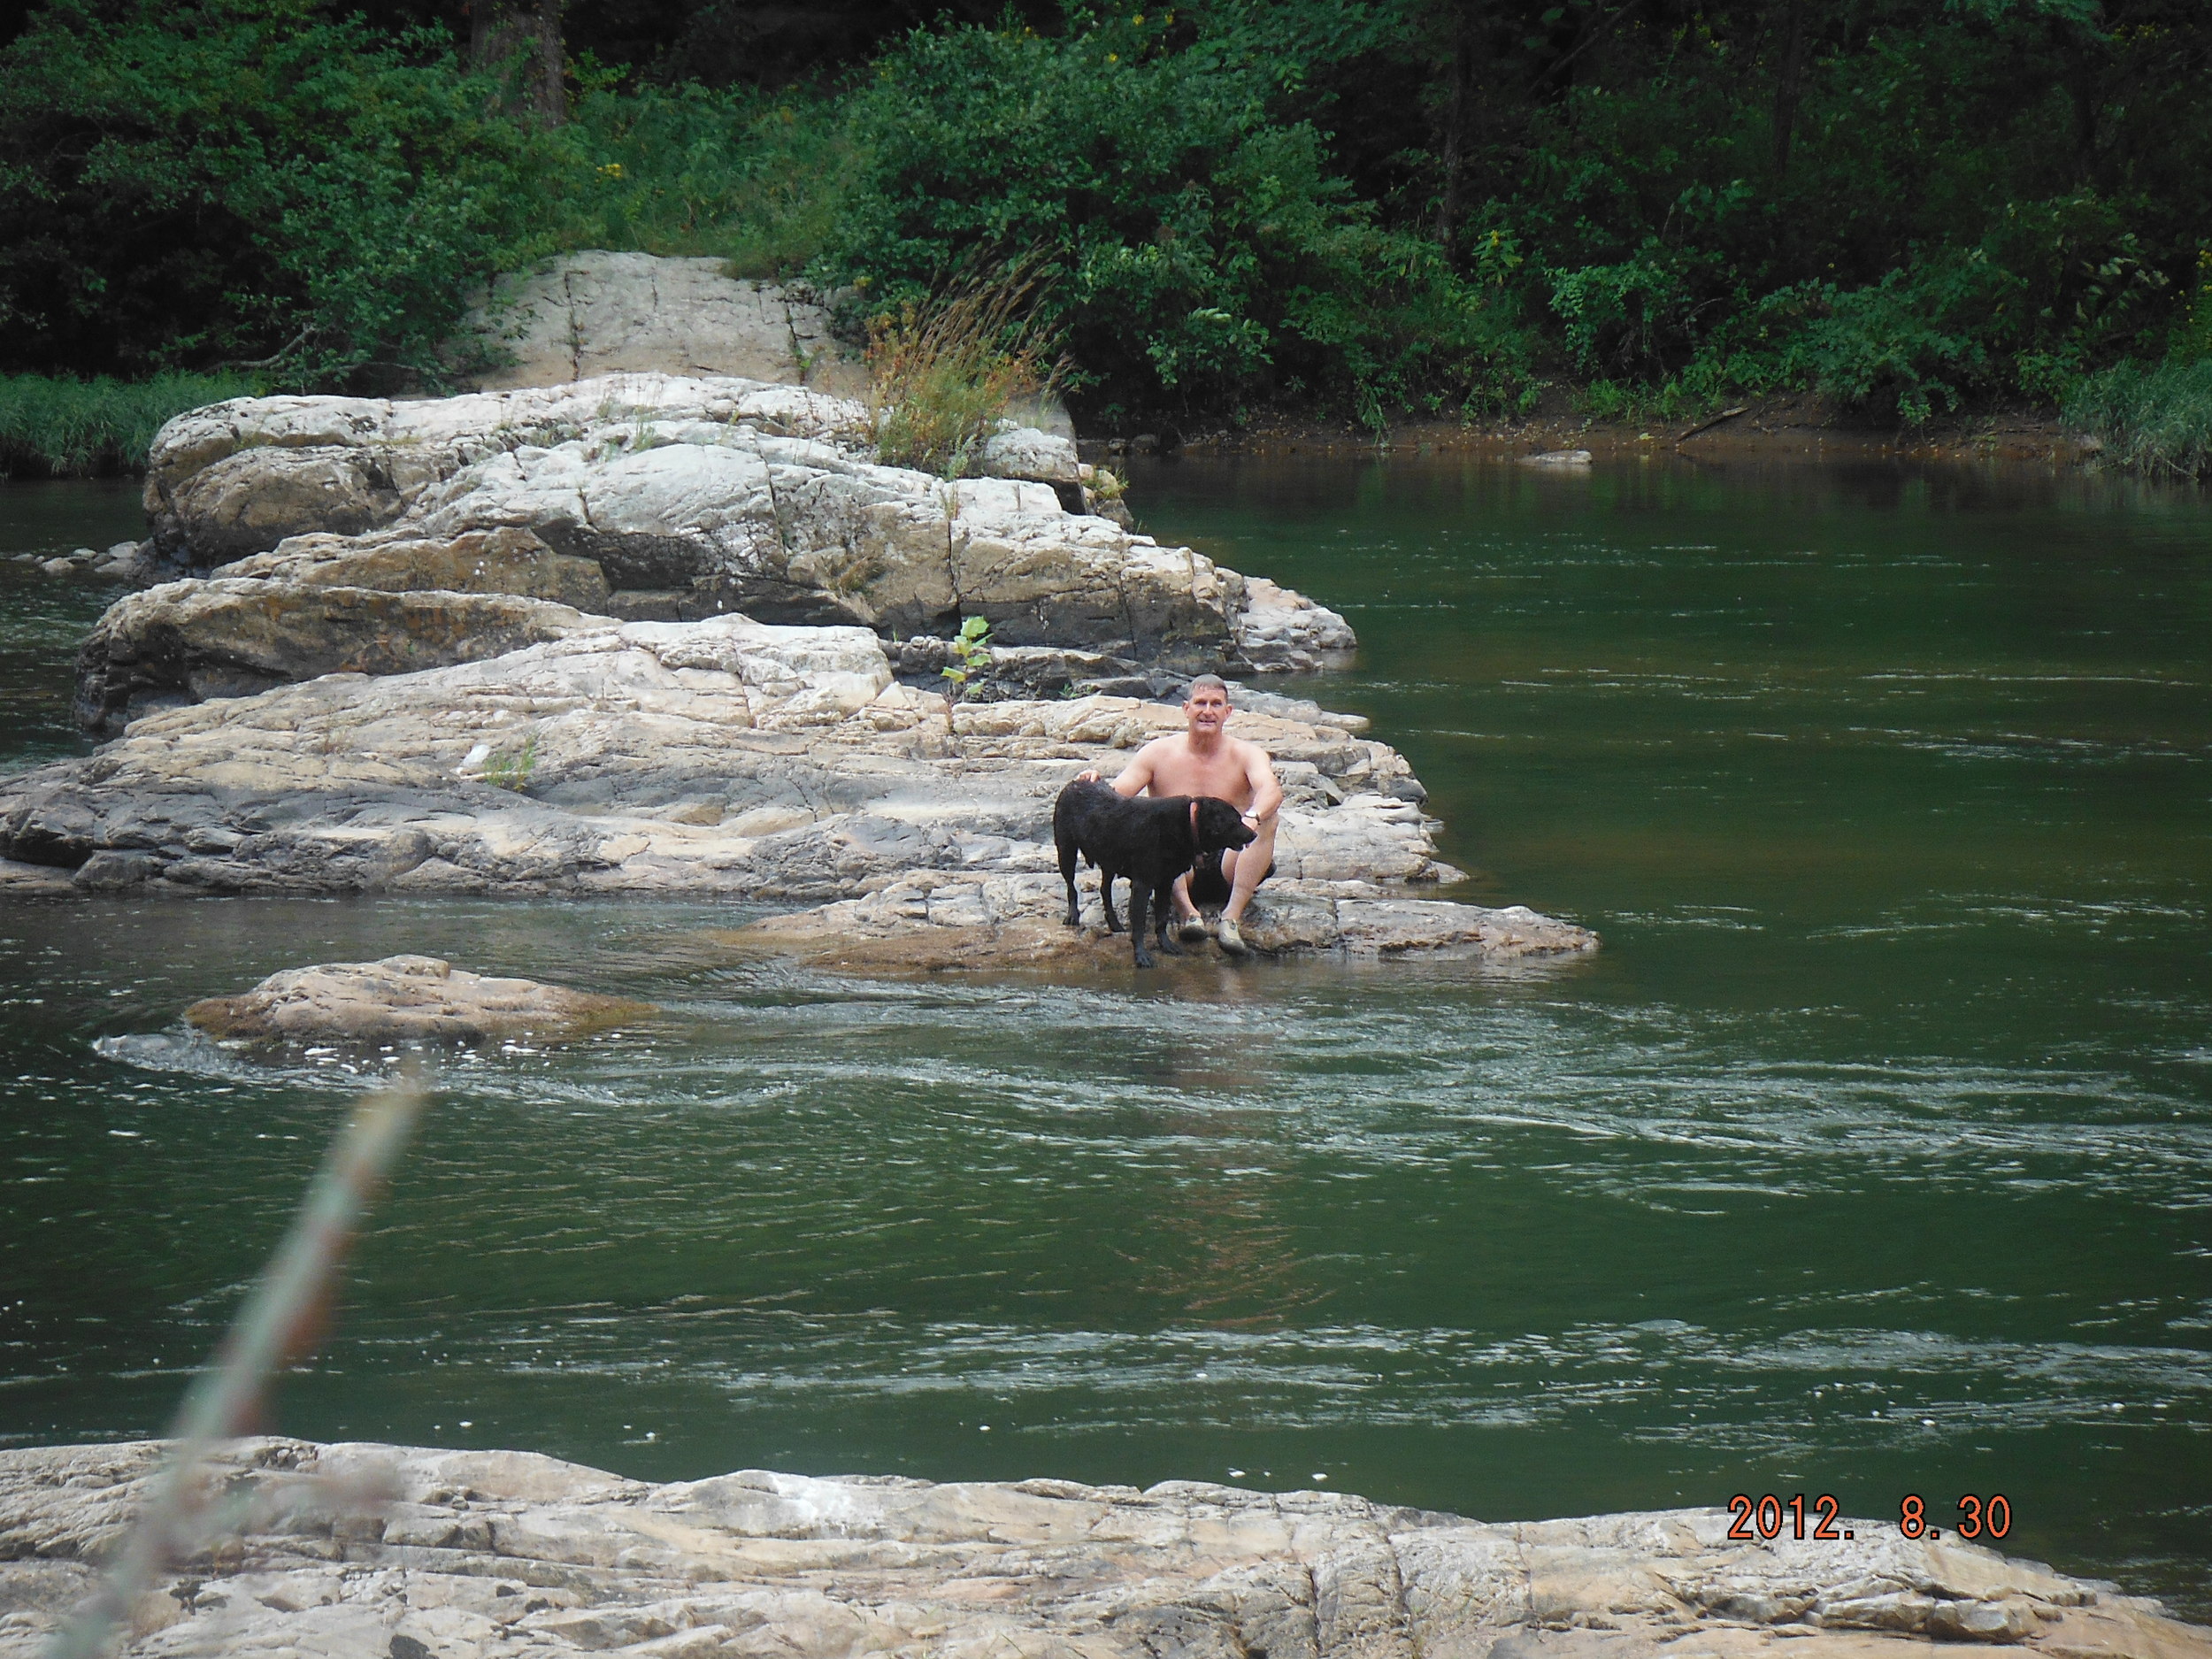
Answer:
864 263 1064 478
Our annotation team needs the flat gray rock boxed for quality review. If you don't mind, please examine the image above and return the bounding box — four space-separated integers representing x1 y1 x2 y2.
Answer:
184 954 654 1049
1 1438 2200 1659
1 618 1455 904
722 872 1597 972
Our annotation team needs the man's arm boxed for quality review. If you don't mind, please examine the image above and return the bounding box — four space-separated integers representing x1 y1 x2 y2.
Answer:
1076 742 1160 795
1241 741 1283 825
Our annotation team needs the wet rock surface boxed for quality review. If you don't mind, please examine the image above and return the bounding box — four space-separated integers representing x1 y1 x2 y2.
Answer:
723 872 1598 972
184 955 654 1049
1 1438 2201 1659
137 374 1352 673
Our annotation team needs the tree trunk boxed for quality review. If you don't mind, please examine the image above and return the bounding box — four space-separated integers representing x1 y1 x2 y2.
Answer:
1433 0 1484 254
1770 0 1807 178
471 0 566 128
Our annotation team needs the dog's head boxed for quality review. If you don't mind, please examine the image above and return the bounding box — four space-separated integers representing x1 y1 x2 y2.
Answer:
1192 796 1259 853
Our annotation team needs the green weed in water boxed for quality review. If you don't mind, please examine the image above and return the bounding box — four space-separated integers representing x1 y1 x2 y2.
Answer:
0 373 257 477
2065 357 2212 480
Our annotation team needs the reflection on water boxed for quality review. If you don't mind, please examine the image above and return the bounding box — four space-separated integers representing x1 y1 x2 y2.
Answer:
0 462 2208 1614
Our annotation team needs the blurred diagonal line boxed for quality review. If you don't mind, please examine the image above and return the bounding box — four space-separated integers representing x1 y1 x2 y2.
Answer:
50 1064 432 1659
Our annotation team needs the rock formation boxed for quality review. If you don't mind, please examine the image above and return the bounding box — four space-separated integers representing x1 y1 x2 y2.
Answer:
724 873 1597 972
3 619 1465 927
1 1438 2201 1659
462 254 861 394
134 374 1353 676
184 956 654 1049
74 578 604 735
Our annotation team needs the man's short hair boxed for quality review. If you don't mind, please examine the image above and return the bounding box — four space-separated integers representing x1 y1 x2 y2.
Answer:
1185 674 1230 701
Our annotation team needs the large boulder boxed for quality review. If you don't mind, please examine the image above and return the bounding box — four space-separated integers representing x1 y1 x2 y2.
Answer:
141 374 1355 672
463 252 863 393
185 954 654 1049
0 1437 2200 1659
73 578 605 735
4 617 1452 905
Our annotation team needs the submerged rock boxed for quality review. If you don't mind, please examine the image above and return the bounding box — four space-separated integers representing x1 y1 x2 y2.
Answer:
139 373 1353 672
0 1437 2200 1659
724 872 1598 972
184 955 653 1049
2 617 1453 904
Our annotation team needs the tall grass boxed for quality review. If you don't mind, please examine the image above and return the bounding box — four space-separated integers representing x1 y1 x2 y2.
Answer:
2064 357 2212 480
0 372 257 477
864 264 1063 478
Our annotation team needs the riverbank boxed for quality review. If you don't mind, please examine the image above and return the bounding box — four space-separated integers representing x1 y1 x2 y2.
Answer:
4 1438 2206 1659
1160 395 2099 469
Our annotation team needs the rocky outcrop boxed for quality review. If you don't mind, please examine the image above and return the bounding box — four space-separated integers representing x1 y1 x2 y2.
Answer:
73 579 605 735
724 872 1598 972
464 253 862 394
138 374 1354 672
2 1437 2201 1659
3 618 1456 909
184 955 653 1049
213 525 612 611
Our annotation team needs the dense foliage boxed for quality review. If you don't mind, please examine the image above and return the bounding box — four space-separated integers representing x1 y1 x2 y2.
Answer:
2 0 2208 462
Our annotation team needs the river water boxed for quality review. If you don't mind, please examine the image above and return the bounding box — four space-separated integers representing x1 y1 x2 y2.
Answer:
1 458 2207 1611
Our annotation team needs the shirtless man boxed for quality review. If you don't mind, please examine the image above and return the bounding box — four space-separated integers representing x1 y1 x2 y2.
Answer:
1077 675 1282 956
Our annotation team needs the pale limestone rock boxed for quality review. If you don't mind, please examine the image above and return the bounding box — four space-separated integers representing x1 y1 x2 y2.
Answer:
214 525 611 611
0 1439 2200 1659
138 374 1345 672
0 622 1460 910
73 578 606 735
463 253 863 395
183 954 654 1048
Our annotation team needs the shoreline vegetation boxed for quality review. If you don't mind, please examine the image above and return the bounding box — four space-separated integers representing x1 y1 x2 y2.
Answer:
2 0 2208 480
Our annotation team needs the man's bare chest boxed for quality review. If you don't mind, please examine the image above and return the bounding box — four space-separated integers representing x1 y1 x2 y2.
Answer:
1150 743 1253 804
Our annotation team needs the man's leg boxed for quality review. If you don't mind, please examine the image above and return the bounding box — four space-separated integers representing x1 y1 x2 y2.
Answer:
1220 815 1278 925
1171 870 1201 921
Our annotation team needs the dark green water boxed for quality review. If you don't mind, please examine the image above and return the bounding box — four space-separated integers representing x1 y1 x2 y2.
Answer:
2 459 2208 1611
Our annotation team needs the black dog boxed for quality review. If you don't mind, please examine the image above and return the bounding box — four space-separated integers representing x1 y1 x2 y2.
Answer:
1053 780 1256 967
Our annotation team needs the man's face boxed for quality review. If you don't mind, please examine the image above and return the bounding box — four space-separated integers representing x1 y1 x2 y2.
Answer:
1185 684 1229 735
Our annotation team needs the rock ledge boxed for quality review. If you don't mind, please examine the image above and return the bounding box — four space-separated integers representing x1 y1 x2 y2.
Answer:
0 1439 2201 1659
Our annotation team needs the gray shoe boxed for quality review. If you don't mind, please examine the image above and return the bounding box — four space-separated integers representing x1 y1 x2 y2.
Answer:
1178 913 1212 942
1216 917 1249 956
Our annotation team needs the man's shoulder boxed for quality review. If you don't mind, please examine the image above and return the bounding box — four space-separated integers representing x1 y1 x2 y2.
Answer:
1229 732 1277 765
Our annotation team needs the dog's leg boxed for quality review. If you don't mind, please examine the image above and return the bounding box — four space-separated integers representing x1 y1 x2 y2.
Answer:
1100 871 1121 933
1129 881 1155 967
1154 881 1184 956
1058 829 1081 927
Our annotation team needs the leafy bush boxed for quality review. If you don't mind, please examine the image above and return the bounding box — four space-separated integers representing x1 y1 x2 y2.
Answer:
0 372 257 476
0 0 548 388
826 16 1535 426
556 83 856 277
2064 357 2212 480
